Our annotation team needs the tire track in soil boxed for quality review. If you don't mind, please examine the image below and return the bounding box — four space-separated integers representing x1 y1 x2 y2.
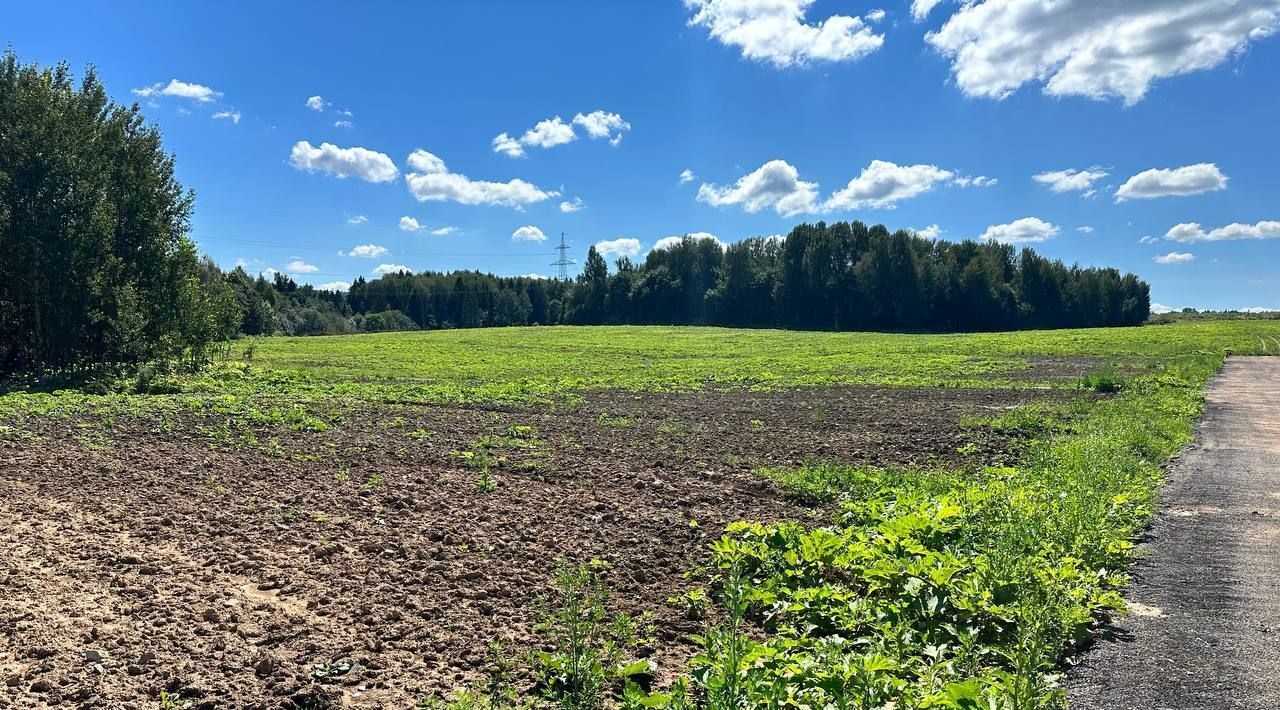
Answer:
1067 357 1280 709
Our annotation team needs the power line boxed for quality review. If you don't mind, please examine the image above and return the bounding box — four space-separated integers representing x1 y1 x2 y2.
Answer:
552 233 575 281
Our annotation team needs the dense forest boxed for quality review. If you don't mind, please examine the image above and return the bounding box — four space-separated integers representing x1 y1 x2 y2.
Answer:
0 51 1151 377
233 226 1149 338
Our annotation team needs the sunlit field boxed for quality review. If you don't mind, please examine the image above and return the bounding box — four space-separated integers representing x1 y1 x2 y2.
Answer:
3 320 1278 708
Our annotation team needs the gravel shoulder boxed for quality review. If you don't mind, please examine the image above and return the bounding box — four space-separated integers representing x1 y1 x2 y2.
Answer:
1066 356 1280 709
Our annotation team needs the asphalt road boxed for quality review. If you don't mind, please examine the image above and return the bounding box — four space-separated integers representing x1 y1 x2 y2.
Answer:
1067 357 1280 709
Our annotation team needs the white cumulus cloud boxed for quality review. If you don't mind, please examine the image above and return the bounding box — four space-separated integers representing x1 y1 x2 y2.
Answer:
1154 251 1195 264
911 0 944 22
512 225 547 242
373 263 412 275
684 0 885 68
494 111 630 157
405 149 557 208
285 259 319 274
560 197 586 213
1116 163 1229 201
305 95 327 112
697 159 819 216
1077 225 1095 234
315 281 350 292
1150 302 1175 314
825 160 956 210
431 226 458 236
925 0 1280 105
679 169 696 185
595 238 644 258
212 109 241 124
1164 220 1280 243
343 244 388 258
1033 167 1109 194
346 214 368 225
399 216 423 232
914 224 943 239
132 79 221 102
289 141 399 183
954 175 998 188
980 217 1060 244
572 110 631 145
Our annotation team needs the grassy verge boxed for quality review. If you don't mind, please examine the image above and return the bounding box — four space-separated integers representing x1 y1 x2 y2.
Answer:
681 355 1218 708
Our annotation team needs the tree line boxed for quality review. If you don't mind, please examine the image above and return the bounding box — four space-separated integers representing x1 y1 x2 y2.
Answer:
0 51 1150 378
219 224 1148 338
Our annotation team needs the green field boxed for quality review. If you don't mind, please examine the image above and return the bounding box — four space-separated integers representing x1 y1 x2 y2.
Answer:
5 320 1280 709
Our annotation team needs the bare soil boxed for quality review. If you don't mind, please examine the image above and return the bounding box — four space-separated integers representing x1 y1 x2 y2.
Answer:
1 385 1052 708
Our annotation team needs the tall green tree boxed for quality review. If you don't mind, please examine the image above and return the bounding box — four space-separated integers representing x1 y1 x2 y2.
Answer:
0 51 238 375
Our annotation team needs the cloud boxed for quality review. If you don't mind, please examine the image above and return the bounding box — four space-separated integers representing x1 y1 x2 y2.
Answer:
431 226 458 236
925 1 1280 105
399 216 423 232
1033 167 1109 194
595 238 644 258
954 175 998 188
285 259 319 274
212 109 241 124
684 0 884 68
652 232 724 251
522 116 577 149
980 217 1060 244
679 169 696 185
1150 302 1174 314
1154 251 1195 264
343 243 389 258
289 141 399 183
512 225 547 242
825 160 956 210
334 120 353 129
911 0 944 22
1074 226 1094 234
914 224 943 239
1115 163 1229 200
315 281 350 292
697 159 819 216
572 110 631 145
1242 306 1279 313
305 95 327 112
132 79 221 102
866 8 886 22
1139 235 1160 244
1164 220 1280 243
372 263 412 275
404 149 557 208
492 133 525 158
560 197 586 213
346 215 368 225
494 111 630 157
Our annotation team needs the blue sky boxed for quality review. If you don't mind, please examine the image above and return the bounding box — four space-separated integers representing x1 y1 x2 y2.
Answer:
7 0 1280 311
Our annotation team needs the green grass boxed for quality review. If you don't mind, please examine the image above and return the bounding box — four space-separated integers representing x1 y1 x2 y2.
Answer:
2 322 1277 423
680 355 1223 709
227 321 1276 401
